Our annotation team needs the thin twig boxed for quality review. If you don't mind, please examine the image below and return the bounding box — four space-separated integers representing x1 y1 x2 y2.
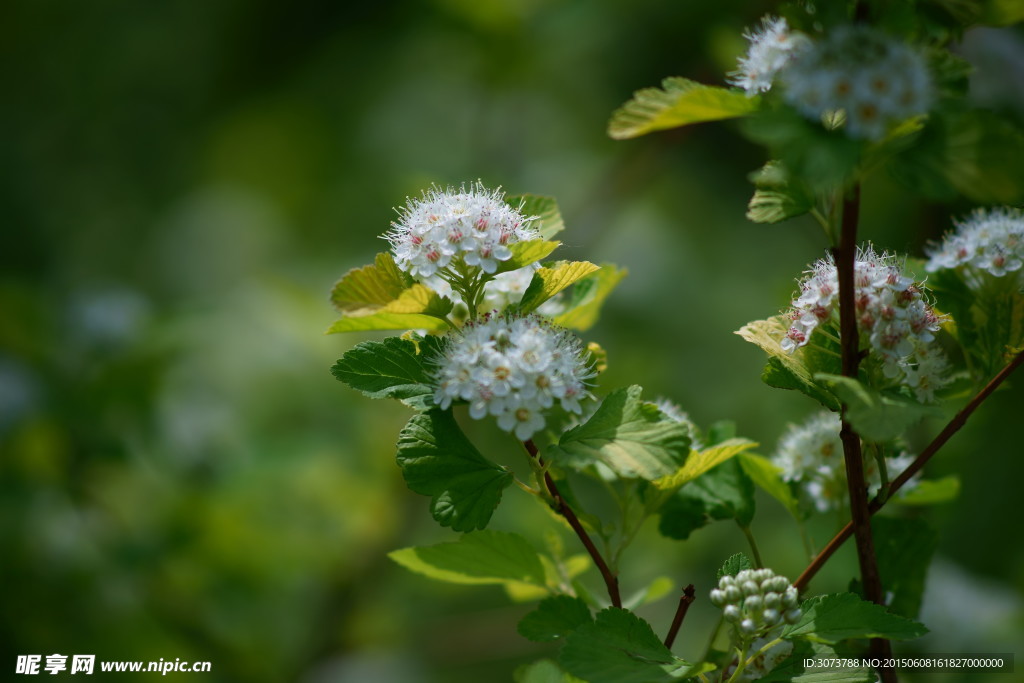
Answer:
793 347 1024 592
523 439 622 608
664 584 696 649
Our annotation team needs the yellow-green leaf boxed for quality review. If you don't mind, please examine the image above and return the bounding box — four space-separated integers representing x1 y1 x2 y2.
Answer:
609 77 761 140
330 252 411 313
555 265 627 331
652 438 758 491
496 239 561 274
519 261 601 313
507 194 565 240
326 313 448 334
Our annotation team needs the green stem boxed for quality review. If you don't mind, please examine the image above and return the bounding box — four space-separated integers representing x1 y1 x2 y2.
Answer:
739 524 764 569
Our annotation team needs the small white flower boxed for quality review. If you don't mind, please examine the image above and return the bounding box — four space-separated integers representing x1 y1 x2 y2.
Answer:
781 25 933 140
925 207 1024 287
729 16 811 96
431 314 594 440
384 182 538 280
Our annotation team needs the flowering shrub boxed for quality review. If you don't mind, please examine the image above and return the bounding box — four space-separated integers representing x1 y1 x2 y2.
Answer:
329 3 1024 681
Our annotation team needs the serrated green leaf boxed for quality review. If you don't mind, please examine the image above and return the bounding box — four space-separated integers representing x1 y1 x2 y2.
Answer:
738 452 802 518
657 491 708 541
873 517 936 618
325 312 448 334
608 77 760 140
515 659 587 683
506 554 591 602
652 438 758 490
330 335 443 410
746 161 815 224
389 530 545 587
518 595 593 642
815 374 941 442
496 239 561 274
560 608 696 682
508 194 566 240
547 386 691 480
554 264 628 331
330 252 411 313
396 410 512 531
783 593 928 643
519 261 602 314
659 459 755 539
737 316 840 410
717 553 753 579
759 641 875 682
894 475 960 506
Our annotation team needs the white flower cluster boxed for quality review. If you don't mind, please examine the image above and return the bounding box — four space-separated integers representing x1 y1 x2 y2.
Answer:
773 411 918 512
729 16 811 96
432 314 593 440
925 207 1024 285
781 247 948 402
710 568 802 637
781 25 933 140
385 182 538 279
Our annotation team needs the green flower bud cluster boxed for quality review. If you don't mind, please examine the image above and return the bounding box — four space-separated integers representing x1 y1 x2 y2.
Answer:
710 568 801 636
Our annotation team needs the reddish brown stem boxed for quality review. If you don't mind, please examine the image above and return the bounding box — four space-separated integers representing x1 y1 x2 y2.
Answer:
833 185 895 680
794 347 1024 593
664 584 695 649
523 439 622 608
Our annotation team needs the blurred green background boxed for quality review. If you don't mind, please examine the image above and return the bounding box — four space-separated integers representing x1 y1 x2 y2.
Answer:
2 1 1022 681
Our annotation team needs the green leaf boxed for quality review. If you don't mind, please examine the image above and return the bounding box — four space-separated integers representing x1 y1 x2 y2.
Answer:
326 312 449 333
746 161 815 224
330 335 443 410
547 386 692 480
783 593 928 643
508 194 566 240
515 659 587 683
894 475 960 505
738 452 802 518
758 641 875 682
554 264 628 331
608 77 760 140
717 552 753 580
396 410 513 531
389 530 545 587
659 459 755 539
890 108 1024 204
519 261 602 314
560 608 697 682
496 239 561 274
330 252 411 313
815 374 940 442
623 576 675 610
652 438 758 490
326 283 453 334
872 517 936 618
518 595 593 642
737 316 840 410
326 312 449 334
